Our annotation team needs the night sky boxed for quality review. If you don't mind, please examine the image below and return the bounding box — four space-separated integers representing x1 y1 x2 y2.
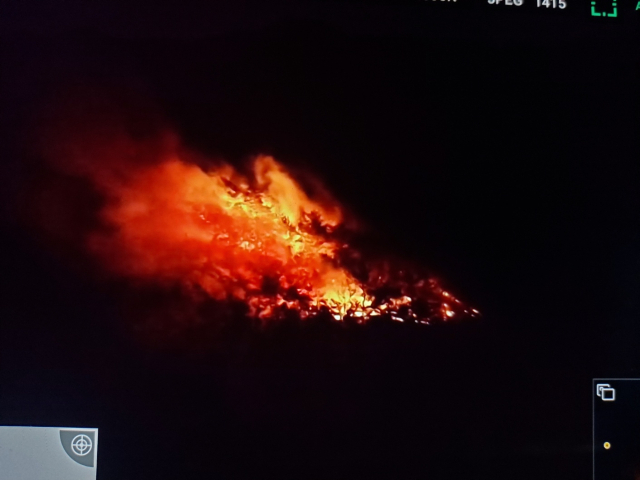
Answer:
0 1 639 479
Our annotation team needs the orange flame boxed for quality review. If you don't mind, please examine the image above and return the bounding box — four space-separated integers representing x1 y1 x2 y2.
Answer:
31 104 476 324
88 152 376 319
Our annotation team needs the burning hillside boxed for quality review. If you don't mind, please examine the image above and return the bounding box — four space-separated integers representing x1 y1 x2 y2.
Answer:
28 99 477 327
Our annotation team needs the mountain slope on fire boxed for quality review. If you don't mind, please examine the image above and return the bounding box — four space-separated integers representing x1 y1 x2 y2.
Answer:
23 92 477 330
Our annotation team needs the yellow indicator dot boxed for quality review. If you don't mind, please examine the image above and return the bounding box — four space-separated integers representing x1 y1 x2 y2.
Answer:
604 442 611 450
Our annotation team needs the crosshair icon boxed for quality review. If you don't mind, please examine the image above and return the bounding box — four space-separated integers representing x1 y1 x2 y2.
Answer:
71 434 93 456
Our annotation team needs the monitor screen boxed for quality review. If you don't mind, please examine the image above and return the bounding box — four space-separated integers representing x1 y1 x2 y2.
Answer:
0 1 638 479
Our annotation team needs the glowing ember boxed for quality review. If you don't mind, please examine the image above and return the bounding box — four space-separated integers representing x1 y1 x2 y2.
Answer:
34 116 477 325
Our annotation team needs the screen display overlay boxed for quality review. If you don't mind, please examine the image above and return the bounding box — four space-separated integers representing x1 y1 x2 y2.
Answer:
594 380 640 479
0 427 98 480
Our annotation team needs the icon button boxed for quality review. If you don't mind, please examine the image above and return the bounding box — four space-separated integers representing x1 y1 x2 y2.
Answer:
591 0 618 16
597 383 616 401
71 434 93 456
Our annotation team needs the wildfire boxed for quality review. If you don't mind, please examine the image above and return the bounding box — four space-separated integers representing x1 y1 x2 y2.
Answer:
34 115 476 325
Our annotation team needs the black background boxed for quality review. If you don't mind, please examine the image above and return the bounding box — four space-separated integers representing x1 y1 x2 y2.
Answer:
0 1 639 479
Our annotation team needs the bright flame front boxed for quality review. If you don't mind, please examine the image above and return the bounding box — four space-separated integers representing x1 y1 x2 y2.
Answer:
37 119 475 324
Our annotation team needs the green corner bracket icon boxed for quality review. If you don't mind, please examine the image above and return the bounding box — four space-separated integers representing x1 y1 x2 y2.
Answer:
591 0 618 16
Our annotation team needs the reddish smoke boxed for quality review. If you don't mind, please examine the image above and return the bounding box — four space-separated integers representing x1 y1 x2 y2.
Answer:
25 90 477 333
